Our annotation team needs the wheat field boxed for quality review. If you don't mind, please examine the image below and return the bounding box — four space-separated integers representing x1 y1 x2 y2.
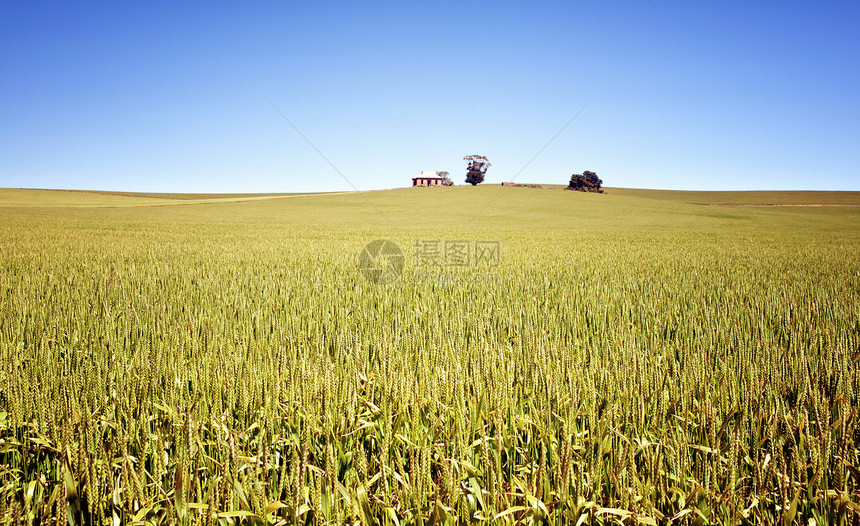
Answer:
1 187 859 525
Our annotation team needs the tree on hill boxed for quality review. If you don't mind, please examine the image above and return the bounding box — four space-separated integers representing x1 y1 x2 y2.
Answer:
568 170 603 193
437 171 453 186
464 155 491 186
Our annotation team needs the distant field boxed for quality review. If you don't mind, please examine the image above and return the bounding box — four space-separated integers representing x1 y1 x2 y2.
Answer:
1 186 858 524
82 190 319 200
604 187 860 205
4 186 860 209
0 188 316 208
501 185 860 205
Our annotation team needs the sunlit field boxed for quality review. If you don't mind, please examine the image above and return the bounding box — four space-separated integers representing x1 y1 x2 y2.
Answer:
1 186 859 525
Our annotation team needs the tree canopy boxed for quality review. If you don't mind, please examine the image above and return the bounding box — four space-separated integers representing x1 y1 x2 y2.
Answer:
568 170 603 193
463 155 491 186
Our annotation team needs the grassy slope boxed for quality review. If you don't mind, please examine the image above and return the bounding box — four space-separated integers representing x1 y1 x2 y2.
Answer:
81 190 319 200
3 185 858 263
4 185 859 209
160 184 860 232
0 188 314 208
604 187 860 205
2 186 859 243
496 184 860 204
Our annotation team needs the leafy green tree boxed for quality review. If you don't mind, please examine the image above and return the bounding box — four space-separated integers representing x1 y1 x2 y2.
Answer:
568 170 603 193
463 155 491 186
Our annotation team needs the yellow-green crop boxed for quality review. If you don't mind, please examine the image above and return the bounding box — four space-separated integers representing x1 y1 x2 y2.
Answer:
1 187 858 524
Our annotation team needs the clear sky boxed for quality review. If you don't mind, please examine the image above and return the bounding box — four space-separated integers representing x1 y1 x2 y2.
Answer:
1 1 858 193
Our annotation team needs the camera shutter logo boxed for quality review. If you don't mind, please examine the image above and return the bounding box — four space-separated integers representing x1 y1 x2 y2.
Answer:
358 239 404 284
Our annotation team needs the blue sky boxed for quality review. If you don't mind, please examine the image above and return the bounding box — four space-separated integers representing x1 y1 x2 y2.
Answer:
1 1 858 193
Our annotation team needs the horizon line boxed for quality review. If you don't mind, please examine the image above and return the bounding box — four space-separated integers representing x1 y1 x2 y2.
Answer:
3 185 860 195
